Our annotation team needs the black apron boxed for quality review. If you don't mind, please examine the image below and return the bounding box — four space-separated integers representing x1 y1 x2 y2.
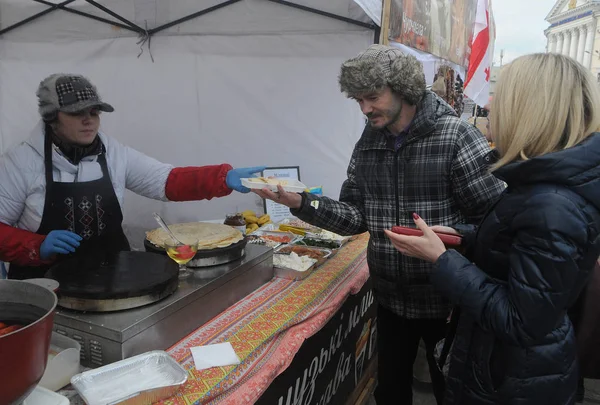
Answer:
8 133 130 280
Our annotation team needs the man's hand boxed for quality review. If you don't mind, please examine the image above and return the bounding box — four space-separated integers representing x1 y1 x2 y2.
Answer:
253 185 303 209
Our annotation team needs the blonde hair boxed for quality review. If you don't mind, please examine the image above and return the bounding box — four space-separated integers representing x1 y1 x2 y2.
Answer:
491 53 600 170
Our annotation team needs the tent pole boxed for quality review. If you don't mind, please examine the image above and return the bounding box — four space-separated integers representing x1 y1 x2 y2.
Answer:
148 0 243 35
374 26 381 44
379 0 392 45
84 0 144 33
0 0 76 37
266 0 375 29
3 0 375 40
33 0 139 33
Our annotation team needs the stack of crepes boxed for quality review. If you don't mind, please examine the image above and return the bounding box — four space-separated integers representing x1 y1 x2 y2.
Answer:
146 222 244 250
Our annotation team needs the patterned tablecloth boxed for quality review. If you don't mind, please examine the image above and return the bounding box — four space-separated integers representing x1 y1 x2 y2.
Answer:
64 233 370 405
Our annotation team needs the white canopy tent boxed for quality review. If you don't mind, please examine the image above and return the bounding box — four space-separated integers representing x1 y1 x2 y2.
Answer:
0 0 375 248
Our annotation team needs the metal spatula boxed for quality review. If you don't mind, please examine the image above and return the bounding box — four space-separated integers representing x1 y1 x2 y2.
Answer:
152 212 183 245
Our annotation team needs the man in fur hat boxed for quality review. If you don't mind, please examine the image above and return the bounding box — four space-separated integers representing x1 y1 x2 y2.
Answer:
254 45 504 405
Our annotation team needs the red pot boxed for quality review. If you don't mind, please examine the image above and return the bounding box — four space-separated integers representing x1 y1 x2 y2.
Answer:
0 280 57 405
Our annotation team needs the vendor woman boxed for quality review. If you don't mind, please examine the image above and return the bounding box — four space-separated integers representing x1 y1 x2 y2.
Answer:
0 73 263 280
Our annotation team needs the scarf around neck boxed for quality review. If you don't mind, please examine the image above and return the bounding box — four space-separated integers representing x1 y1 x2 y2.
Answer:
46 124 102 165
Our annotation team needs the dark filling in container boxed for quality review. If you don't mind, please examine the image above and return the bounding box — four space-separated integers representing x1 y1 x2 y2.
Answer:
0 303 45 336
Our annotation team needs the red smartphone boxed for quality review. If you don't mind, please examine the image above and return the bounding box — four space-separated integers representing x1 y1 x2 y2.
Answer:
391 226 462 247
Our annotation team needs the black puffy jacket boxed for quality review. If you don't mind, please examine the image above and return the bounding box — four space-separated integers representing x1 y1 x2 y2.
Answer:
433 133 600 405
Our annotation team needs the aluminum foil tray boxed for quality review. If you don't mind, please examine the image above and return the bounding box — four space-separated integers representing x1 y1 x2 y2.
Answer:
306 231 352 247
277 218 320 232
71 350 187 405
273 261 316 281
272 254 318 281
293 236 343 249
275 245 333 267
246 230 300 249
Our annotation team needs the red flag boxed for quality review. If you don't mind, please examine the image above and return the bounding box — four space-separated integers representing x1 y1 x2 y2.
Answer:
464 0 492 107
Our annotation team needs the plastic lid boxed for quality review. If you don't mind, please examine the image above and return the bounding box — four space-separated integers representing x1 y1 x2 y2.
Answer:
23 278 60 292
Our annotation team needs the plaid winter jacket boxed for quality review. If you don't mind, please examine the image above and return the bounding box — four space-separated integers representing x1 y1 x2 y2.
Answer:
292 91 505 319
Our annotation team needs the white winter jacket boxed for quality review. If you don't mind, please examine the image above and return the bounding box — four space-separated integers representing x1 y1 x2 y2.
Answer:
0 121 173 233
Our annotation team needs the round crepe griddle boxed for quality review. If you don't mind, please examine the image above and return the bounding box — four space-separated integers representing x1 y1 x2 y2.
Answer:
45 251 179 300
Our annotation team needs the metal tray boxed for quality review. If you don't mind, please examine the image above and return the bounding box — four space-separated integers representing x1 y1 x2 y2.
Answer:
277 220 350 247
71 350 187 405
272 254 318 281
246 230 299 249
275 245 333 267
293 235 344 249
277 218 321 235
305 229 352 247
278 218 319 230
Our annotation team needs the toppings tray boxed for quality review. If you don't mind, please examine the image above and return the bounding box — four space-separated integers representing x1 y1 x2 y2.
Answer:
272 252 318 281
236 217 356 280
293 237 343 249
246 231 299 249
276 245 333 264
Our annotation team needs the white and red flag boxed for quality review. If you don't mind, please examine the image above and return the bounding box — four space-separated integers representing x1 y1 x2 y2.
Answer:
464 0 494 107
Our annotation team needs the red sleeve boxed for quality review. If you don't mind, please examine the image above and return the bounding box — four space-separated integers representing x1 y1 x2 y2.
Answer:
0 222 52 266
165 164 233 202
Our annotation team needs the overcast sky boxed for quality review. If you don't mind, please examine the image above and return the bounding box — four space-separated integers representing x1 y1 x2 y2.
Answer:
492 0 556 65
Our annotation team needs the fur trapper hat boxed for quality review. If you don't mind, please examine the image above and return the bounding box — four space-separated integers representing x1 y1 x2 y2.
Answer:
338 45 426 105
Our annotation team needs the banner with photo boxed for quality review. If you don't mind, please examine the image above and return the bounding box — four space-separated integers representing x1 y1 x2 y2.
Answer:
389 0 478 67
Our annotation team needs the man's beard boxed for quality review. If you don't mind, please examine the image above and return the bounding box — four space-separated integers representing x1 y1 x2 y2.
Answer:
368 102 403 130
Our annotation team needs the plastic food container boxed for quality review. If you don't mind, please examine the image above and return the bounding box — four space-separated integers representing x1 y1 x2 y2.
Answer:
71 350 187 405
39 332 81 391
241 178 307 193
22 386 69 405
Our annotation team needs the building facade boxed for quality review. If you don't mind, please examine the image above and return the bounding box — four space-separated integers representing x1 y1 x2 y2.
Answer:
545 0 600 77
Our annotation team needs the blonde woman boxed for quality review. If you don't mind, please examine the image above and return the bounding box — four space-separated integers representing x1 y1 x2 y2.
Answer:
385 53 600 404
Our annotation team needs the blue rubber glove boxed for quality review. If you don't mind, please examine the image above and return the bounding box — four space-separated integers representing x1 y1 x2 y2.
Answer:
226 166 266 193
40 230 82 260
